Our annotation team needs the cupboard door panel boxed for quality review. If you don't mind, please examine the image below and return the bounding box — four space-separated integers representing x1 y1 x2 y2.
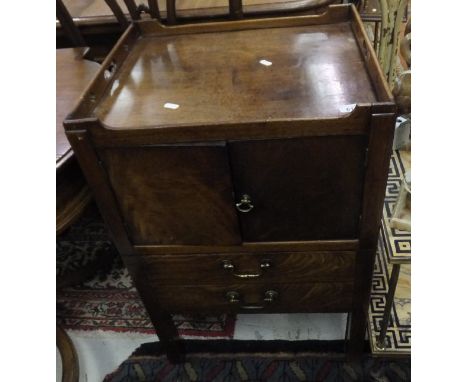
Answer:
229 136 367 241
100 144 241 245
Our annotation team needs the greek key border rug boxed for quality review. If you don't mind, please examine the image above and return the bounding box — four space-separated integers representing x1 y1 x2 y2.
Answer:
368 151 411 355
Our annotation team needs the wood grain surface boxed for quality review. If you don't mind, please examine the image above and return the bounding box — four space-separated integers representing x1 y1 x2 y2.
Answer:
229 136 367 241
143 281 354 313
94 23 376 128
134 239 359 255
124 251 356 284
99 144 241 245
56 326 79 382
56 158 92 235
63 6 396 359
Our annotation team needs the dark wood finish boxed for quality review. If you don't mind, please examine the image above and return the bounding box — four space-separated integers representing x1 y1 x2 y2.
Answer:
104 0 130 29
229 136 367 241
65 24 140 120
124 251 356 284
98 144 241 245
145 281 354 313
348 112 395 357
229 0 244 19
148 0 161 19
358 113 395 250
65 5 395 360
66 8 391 124
56 326 79 382
132 271 185 363
56 158 92 235
134 239 359 255
123 0 141 20
94 23 376 128
166 0 177 24
56 48 99 234
79 109 372 147
67 131 134 256
57 0 86 47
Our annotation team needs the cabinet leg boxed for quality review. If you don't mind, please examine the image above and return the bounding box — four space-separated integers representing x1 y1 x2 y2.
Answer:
347 310 367 359
165 339 186 364
376 264 401 349
153 312 186 363
133 275 185 362
347 249 377 358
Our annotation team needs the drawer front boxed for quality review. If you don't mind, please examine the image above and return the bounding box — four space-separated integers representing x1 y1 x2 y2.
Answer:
148 282 353 314
124 251 356 285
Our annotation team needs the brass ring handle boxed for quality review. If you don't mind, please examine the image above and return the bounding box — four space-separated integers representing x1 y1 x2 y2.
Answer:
222 260 272 279
226 291 240 303
225 290 279 309
264 290 279 302
235 194 254 213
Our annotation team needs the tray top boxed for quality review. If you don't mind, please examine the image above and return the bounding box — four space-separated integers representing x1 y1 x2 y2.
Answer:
95 21 377 129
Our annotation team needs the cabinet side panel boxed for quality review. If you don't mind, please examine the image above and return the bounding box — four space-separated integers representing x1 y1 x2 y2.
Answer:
348 112 395 355
99 144 241 245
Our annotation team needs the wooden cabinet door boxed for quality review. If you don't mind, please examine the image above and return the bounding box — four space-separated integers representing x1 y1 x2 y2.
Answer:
229 136 367 242
99 143 241 245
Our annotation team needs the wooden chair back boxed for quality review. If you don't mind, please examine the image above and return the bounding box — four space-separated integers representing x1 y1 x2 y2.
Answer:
163 1 335 24
104 0 162 26
56 0 132 46
103 1 336 26
56 0 86 46
105 1 243 25
165 0 244 24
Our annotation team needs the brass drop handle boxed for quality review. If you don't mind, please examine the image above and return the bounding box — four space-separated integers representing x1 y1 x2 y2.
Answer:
225 291 241 303
236 194 254 213
222 259 272 279
225 290 279 309
264 290 279 302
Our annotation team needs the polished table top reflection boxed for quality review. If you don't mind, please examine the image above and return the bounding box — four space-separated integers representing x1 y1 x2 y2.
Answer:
96 22 377 129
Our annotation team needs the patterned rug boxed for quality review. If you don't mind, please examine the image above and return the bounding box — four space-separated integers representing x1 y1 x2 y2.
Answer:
368 150 411 355
103 341 411 382
56 205 112 279
56 205 236 338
